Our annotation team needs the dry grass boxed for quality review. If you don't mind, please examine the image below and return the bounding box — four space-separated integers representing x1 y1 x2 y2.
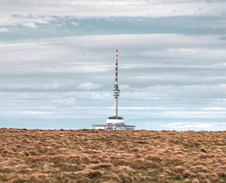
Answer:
0 128 225 182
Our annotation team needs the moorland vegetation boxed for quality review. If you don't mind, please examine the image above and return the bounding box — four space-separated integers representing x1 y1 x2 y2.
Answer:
0 128 225 182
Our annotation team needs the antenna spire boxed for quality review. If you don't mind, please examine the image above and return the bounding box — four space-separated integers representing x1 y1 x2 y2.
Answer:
115 49 118 85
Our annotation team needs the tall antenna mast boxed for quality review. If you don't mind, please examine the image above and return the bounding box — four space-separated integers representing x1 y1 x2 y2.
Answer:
115 49 118 85
92 49 136 130
113 49 120 117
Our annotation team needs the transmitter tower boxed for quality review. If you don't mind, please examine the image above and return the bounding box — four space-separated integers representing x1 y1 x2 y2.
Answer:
93 50 135 130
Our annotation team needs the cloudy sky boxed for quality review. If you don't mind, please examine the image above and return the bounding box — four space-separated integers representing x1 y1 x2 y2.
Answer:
0 0 226 130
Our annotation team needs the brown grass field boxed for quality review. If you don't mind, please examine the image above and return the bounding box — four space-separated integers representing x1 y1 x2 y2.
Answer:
0 128 225 183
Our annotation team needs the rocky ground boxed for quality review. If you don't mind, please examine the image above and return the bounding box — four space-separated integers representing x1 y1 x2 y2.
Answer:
0 128 225 182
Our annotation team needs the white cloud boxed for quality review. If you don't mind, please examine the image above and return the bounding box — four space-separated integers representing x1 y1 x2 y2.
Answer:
1 33 224 56
71 22 79 27
52 98 76 108
22 22 37 28
165 122 212 128
0 15 53 27
119 85 133 90
202 107 226 111
46 65 111 73
77 82 102 90
0 33 225 91
0 1 225 27
0 41 62 63
86 25 94 29
164 122 226 131
20 111 52 115
0 28 9 32
167 48 226 60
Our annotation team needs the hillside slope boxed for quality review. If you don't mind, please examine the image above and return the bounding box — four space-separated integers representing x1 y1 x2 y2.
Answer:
0 128 225 182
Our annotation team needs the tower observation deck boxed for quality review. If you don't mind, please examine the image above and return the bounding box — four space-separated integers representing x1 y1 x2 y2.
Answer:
93 50 135 130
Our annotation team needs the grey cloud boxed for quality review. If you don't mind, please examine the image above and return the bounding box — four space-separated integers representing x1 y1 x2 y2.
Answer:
1 34 225 95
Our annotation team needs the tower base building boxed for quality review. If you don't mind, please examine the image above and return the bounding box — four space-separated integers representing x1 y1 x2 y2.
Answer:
93 50 135 130
93 116 135 130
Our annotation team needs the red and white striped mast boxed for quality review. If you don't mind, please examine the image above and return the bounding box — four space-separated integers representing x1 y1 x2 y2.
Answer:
113 49 120 117
115 49 118 85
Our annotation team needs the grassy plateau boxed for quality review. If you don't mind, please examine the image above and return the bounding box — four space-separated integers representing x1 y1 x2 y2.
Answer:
0 128 225 183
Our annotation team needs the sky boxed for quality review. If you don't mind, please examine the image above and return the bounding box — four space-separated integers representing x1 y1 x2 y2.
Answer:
0 0 226 131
